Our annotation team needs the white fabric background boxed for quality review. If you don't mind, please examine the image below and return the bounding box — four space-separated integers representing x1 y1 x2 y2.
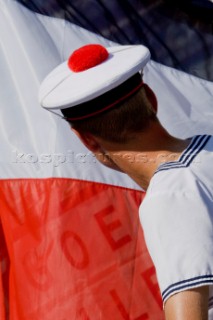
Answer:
0 0 212 188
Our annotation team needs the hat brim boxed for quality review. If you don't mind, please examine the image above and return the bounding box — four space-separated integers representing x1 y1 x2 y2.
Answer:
39 45 150 110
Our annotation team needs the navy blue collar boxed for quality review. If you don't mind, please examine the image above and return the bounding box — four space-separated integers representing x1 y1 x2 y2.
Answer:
155 135 211 174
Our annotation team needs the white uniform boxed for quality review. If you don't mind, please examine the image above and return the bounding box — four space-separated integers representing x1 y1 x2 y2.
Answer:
139 135 213 314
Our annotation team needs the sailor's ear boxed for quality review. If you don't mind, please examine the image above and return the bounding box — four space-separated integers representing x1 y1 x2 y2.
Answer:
72 128 101 152
143 83 158 113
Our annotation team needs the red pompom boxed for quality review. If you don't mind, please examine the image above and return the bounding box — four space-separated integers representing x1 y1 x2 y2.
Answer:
68 44 109 72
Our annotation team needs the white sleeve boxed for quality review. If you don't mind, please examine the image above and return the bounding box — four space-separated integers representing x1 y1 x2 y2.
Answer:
139 191 213 304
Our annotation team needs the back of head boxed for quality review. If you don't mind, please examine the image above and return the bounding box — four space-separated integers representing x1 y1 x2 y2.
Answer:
62 75 158 143
39 44 157 143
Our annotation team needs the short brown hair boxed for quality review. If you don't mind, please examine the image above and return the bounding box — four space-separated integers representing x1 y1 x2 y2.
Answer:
62 83 158 143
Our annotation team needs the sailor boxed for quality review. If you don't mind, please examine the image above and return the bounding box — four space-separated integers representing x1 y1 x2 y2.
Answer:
39 43 213 319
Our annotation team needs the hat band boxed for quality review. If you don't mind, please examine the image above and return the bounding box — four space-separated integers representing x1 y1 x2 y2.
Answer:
62 73 143 121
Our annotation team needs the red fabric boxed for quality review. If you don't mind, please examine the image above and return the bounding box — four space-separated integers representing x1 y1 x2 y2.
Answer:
0 178 164 319
68 44 109 72
0 220 9 320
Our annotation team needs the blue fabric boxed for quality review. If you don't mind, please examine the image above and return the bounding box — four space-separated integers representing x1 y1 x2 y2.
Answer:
16 0 213 81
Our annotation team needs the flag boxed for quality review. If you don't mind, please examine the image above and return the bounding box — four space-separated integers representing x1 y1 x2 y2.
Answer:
0 1 212 319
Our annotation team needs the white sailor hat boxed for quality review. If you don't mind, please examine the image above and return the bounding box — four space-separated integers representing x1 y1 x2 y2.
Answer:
39 44 150 121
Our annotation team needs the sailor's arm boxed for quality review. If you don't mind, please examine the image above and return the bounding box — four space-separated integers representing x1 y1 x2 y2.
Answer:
165 286 209 320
